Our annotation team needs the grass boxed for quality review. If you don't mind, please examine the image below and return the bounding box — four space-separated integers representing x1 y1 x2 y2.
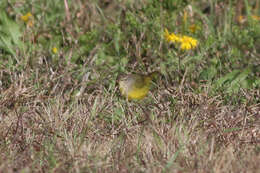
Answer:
0 0 259 172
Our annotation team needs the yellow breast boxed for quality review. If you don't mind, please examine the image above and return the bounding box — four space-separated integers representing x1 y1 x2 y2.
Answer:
119 75 152 100
126 85 150 100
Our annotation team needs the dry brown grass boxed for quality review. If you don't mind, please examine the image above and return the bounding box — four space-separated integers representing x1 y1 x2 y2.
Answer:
0 68 259 172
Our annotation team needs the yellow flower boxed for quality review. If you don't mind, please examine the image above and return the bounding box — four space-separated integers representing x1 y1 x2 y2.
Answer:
52 47 58 54
179 35 198 50
252 15 260 21
189 24 199 33
164 29 181 43
169 33 181 43
180 41 192 50
21 12 32 22
238 15 244 23
164 29 170 41
21 12 34 27
237 15 260 24
164 29 198 51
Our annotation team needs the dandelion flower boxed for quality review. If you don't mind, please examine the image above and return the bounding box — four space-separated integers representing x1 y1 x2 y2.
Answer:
164 29 198 51
189 24 199 33
164 29 181 43
52 47 58 54
21 12 34 27
252 15 260 21
180 41 192 50
164 29 172 42
179 35 198 50
21 12 32 22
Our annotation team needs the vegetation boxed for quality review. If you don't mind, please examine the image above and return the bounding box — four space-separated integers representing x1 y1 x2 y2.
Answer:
0 0 259 172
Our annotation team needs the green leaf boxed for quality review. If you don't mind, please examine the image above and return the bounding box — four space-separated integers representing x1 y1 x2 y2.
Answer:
0 11 23 56
199 66 217 80
213 68 254 93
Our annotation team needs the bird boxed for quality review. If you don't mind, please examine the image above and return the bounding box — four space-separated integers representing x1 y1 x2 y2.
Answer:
118 71 159 100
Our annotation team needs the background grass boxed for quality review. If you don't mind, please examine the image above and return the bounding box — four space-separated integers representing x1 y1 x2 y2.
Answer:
0 0 259 172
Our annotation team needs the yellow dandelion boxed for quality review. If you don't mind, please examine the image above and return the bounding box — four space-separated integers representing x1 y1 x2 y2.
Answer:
179 35 198 50
237 15 245 24
180 41 192 50
187 36 198 48
52 47 58 54
164 29 198 50
21 12 34 27
21 12 32 22
251 15 260 21
164 29 171 41
164 29 181 43
189 24 199 33
169 33 181 43
237 15 259 24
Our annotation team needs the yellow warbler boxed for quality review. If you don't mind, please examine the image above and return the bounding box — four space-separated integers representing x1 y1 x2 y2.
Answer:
118 72 159 100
